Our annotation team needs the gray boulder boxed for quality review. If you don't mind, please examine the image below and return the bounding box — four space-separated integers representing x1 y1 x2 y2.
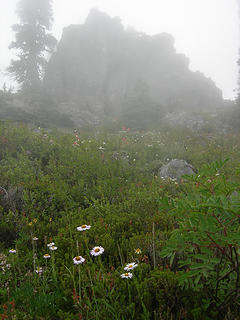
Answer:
159 159 196 181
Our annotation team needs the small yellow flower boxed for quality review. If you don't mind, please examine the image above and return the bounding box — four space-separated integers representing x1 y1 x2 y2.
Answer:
135 248 142 254
28 222 33 226
33 218 38 223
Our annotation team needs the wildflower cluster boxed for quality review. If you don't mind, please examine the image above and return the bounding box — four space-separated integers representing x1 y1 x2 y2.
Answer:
7 222 107 284
120 256 139 279
47 242 57 251
75 224 105 262
73 130 80 146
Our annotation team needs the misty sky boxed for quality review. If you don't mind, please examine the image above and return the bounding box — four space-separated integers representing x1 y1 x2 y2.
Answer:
0 0 239 100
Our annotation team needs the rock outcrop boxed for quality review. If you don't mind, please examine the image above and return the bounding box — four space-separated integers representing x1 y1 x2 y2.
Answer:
44 9 224 126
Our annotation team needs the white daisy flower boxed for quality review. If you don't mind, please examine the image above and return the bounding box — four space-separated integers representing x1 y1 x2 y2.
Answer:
49 246 57 251
43 254 51 259
47 242 55 247
90 246 104 257
73 256 85 265
76 225 91 232
35 267 43 274
121 272 133 279
9 249 16 254
32 237 39 241
124 262 138 271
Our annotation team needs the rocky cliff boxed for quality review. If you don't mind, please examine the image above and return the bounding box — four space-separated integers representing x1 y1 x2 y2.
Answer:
44 9 223 126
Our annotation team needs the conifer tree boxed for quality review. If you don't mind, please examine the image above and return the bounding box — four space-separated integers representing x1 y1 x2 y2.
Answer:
8 0 56 94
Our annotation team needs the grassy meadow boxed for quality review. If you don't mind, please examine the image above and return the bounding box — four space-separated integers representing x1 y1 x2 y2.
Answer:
0 121 240 319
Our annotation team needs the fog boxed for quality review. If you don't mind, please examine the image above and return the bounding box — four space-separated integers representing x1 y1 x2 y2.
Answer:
0 0 239 99
0 0 239 131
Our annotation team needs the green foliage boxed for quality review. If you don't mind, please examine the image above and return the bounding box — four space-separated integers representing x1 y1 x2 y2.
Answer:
161 160 240 315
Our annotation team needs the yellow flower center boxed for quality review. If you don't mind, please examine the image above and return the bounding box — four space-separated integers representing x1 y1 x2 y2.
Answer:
44 254 49 257
75 256 81 261
124 273 129 276
129 265 133 268
94 248 100 253
81 225 87 228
